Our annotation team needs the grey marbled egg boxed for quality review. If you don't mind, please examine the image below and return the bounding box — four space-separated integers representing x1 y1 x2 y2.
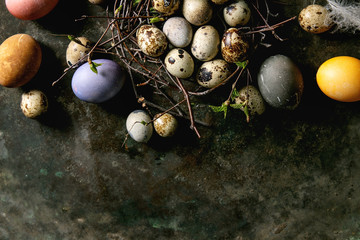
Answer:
257 55 304 110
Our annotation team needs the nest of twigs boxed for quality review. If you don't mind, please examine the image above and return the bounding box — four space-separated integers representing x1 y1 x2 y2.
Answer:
54 0 296 139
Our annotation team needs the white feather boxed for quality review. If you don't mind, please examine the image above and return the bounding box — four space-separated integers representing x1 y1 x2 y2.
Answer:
326 0 360 33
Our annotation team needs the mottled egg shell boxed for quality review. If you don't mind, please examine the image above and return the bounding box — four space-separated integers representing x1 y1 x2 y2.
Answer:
152 0 180 15
0 34 42 88
211 0 230 5
235 85 265 117
257 55 304 110
197 59 231 88
6 0 59 20
71 59 125 103
224 0 251 27
136 25 168 57
298 4 333 34
165 49 194 79
221 28 249 63
153 113 178 137
182 0 213 26
66 37 92 67
126 110 153 143
191 25 220 62
20 90 48 118
163 17 193 48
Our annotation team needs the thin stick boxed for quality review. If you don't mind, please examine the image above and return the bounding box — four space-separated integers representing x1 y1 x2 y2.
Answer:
175 77 201 138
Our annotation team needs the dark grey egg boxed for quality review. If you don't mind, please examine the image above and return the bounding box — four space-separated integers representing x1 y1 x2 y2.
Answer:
257 55 304 110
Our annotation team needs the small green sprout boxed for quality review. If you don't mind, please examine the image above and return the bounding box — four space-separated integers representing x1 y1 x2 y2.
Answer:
209 101 229 119
150 16 165 23
115 5 123 15
235 60 249 69
133 0 141 6
89 61 102 74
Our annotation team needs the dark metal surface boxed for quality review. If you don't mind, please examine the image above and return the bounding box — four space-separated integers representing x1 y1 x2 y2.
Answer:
1 0 360 239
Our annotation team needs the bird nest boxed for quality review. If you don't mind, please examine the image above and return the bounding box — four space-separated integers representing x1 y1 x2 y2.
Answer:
53 0 295 139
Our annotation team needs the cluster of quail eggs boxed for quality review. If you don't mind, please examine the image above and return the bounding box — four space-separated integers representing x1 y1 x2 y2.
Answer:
136 0 253 85
63 0 308 144
126 0 263 143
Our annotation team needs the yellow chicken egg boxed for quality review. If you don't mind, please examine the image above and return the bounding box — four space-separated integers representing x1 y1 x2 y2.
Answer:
316 56 360 102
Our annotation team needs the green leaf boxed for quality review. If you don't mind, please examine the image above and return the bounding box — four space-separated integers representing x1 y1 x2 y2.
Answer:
141 120 147 125
150 17 165 23
209 103 228 119
235 60 249 69
150 7 157 14
229 103 244 109
68 35 85 46
133 0 141 6
231 88 240 101
115 5 123 15
89 61 102 74
243 104 250 123
67 35 76 41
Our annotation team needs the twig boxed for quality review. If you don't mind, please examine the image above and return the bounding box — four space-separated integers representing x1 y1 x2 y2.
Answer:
175 77 201 138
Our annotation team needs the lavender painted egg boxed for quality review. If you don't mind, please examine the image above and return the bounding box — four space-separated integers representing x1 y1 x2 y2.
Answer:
71 59 125 103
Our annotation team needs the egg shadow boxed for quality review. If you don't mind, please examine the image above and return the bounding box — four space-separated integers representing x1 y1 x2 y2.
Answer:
35 0 90 34
21 43 73 131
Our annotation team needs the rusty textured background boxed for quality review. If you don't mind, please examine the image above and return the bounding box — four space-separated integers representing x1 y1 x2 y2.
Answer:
1 0 360 239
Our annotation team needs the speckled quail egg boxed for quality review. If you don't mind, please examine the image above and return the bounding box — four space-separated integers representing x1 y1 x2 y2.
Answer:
298 4 333 34
196 59 231 88
257 54 304 110
224 0 251 27
152 0 180 15
182 0 213 26
153 113 178 137
66 37 91 67
221 28 249 63
165 48 194 78
163 17 193 48
234 85 265 121
126 110 153 143
136 25 168 57
211 0 230 4
20 90 48 118
191 25 220 62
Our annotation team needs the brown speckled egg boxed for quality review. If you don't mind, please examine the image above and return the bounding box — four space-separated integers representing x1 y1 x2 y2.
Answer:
224 0 251 27
191 25 220 62
154 113 178 137
152 0 180 15
182 0 213 26
66 37 91 67
235 85 265 117
298 4 333 34
197 59 231 88
165 48 194 78
0 34 42 88
136 25 168 57
20 90 48 118
221 28 249 63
